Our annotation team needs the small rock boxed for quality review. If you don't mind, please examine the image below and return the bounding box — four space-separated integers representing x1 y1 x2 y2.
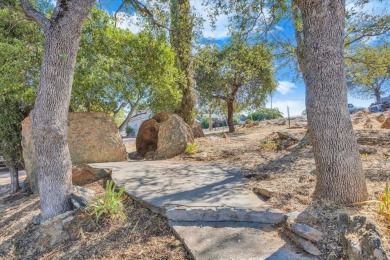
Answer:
32 214 41 225
70 186 95 209
358 146 377 155
381 118 390 129
377 114 385 123
363 123 373 129
253 187 275 198
285 230 322 256
276 131 298 141
287 223 323 243
353 118 362 124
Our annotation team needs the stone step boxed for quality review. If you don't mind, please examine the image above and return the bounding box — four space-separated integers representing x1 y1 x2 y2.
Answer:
169 221 316 260
165 205 286 225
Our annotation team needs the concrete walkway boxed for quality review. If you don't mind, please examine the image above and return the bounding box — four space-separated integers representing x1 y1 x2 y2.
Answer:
90 161 314 259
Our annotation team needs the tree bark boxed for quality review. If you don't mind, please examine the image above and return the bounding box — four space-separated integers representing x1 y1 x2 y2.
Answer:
208 106 213 131
22 0 95 220
9 167 19 194
227 99 235 133
119 98 141 132
170 0 196 125
297 0 367 203
373 86 381 104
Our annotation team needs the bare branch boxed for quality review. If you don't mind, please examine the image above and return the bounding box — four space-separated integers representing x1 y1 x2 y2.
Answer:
20 0 50 30
117 0 170 31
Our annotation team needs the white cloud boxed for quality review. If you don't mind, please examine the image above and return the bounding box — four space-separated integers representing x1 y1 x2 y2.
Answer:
192 0 229 40
266 100 306 117
277 81 296 95
116 12 142 34
275 25 284 31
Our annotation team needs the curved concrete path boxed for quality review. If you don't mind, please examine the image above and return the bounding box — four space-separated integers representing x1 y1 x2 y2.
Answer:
90 161 315 260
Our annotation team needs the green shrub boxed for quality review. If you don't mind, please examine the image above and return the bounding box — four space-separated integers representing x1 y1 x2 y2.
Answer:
258 140 276 151
200 117 209 129
185 143 198 154
90 180 126 223
125 125 134 136
245 118 253 124
248 108 283 121
233 116 241 125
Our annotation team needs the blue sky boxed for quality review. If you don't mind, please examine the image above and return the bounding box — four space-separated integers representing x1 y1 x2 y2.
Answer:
99 0 389 116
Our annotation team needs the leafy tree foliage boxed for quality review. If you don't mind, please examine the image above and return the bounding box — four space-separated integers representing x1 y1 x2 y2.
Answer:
0 4 41 193
117 0 198 125
195 40 276 132
72 9 180 130
346 44 390 103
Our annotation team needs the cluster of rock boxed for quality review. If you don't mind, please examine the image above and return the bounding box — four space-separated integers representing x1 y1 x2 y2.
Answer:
339 214 389 259
352 111 390 129
136 112 201 159
21 112 128 193
283 212 323 256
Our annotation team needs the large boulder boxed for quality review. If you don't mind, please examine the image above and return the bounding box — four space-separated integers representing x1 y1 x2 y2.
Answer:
136 113 194 159
155 115 194 159
192 122 205 138
22 112 128 193
136 119 159 157
152 112 172 123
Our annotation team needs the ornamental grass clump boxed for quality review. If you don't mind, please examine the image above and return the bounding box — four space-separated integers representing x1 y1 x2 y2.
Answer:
90 180 126 223
185 143 198 154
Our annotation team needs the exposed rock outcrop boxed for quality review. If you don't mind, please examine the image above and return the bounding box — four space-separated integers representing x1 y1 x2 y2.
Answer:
339 214 389 260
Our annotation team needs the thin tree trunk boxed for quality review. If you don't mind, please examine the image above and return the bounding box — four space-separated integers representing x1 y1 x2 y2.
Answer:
22 0 95 220
119 100 140 132
208 106 213 131
374 86 381 104
227 99 235 133
9 167 19 194
170 0 196 125
297 0 367 203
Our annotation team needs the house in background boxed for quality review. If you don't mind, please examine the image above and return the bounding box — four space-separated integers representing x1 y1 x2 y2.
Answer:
123 112 151 136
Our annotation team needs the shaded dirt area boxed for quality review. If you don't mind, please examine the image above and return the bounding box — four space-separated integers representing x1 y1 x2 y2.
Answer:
0 181 190 260
125 112 390 258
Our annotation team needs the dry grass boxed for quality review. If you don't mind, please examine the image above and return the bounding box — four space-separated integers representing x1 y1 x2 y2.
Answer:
0 181 191 260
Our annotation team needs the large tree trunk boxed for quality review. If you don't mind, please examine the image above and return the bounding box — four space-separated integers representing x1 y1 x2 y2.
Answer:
227 99 235 133
22 0 95 221
170 0 196 125
297 0 367 203
9 167 19 194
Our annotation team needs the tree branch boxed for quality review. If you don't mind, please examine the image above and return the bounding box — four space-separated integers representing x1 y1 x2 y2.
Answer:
20 0 50 30
117 0 170 31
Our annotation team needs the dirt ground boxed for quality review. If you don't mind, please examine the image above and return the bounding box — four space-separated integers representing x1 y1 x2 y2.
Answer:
0 180 190 260
125 111 390 258
1 111 389 259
